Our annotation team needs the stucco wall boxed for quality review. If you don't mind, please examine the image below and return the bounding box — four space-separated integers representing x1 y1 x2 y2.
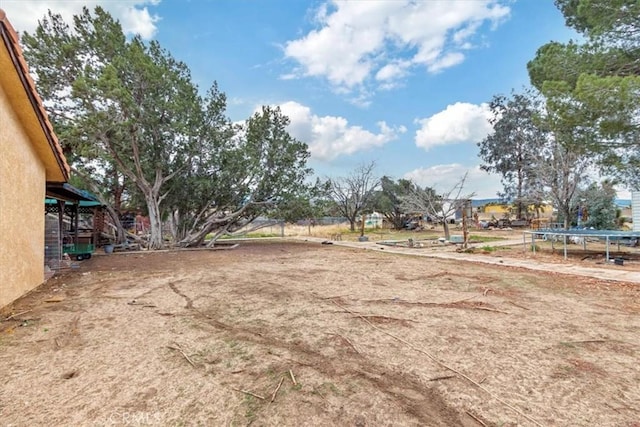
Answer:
0 83 46 308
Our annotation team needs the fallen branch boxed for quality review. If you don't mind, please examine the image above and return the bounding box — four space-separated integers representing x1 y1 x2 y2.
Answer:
314 387 327 400
320 294 352 300
429 375 456 381
507 301 530 311
466 411 488 427
127 300 157 308
3 309 32 321
289 369 297 386
270 376 285 403
323 309 363 315
562 339 607 345
178 243 239 252
471 306 510 314
362 298 398 303
449 295 479 304
328 333 361 354
353 314 418 323
363 298 508 314
330 300 543 427
167 343 196 367
232 388 265 400
284 358 313 367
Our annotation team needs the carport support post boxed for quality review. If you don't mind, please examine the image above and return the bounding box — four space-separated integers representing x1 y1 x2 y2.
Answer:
606 236 610 262
74 203 79 246
563 235 567 260
57 199 65 255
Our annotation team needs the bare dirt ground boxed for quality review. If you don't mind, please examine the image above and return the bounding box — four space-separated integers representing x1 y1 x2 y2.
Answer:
285 224 640 273
1 241 639 427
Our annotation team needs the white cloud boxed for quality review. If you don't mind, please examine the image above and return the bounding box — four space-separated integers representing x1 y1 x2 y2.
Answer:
119 5 160 39
375 61 410 82
283 0 510 94
415 102 493 151
427 52 465 74
277 101 406 161
404 164 502 199
1 1 161 39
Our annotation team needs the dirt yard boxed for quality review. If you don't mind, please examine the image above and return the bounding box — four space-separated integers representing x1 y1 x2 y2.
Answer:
1 241 639 426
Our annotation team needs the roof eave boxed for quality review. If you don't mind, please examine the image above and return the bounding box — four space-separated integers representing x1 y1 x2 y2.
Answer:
0 9 70 182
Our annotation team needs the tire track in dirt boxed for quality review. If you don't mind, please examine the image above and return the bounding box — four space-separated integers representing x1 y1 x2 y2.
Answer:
363 298 508 314
168 282 194 309
167 297 467 426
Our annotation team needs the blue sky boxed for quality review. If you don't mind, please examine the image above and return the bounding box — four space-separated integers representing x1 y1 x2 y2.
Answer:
4 0 593 198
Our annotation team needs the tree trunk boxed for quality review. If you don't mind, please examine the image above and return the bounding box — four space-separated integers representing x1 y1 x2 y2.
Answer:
104 204 127 244
442 221 451 240
462 207 469 249
113 180 123 212
168 210 179 242
349 218 356 231
180 223 213 247
516 164 524 219
145 193 164 249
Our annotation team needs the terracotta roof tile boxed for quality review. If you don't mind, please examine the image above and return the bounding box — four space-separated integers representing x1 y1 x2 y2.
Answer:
0 8 70 180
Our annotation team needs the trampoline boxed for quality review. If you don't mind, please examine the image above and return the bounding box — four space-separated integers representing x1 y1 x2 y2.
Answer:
522 229 640 261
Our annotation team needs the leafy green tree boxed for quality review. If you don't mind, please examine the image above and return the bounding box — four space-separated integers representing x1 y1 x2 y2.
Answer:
23 7 201 248
24 7 311 249
554 0 640 46
370 176 415 229
174 105 311 247
22 8 134 243
527 0 640 187
578 181 617 229
478 90 547 219
268 179 332 235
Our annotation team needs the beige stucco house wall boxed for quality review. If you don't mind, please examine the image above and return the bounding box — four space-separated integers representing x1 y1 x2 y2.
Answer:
0 10 70 309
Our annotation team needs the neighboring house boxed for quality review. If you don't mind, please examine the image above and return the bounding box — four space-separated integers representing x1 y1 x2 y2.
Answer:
0 10 71 309
480 202 554 218
364 212 383 228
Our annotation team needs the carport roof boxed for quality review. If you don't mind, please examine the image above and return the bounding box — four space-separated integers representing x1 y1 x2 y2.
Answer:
46 183 99 203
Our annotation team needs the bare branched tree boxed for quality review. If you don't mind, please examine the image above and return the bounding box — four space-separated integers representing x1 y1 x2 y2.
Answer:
538 142 590 229
327 162 380 232
400 173 475 240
